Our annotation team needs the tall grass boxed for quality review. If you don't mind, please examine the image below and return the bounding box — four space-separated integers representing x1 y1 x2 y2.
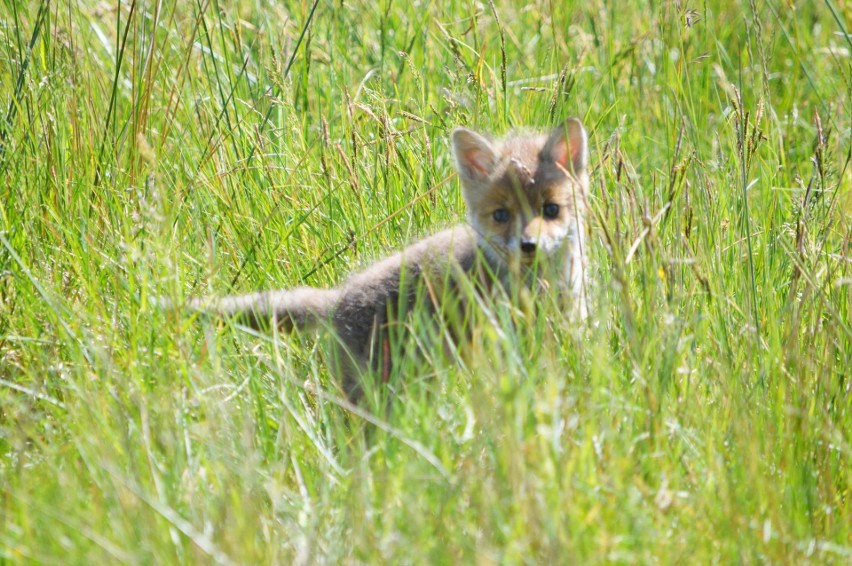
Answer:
1 0 850 562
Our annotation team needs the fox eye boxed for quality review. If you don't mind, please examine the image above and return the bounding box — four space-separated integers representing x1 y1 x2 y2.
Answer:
492 208 510 223
543 203 560 219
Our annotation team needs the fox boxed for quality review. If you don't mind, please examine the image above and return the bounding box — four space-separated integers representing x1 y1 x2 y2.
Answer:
188 118 590 399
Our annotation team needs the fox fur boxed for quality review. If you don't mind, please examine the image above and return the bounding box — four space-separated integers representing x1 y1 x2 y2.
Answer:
190 118 590 398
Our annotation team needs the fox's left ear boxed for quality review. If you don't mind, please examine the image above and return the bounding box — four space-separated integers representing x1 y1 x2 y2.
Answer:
544 117 588 175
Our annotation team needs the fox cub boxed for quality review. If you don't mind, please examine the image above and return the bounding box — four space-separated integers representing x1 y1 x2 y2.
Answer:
192 118 590 397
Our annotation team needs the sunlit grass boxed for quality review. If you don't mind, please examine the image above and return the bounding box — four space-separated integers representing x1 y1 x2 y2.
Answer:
1 0 850 562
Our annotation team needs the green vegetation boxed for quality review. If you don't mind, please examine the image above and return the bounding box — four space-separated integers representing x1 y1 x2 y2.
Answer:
1 0 850 562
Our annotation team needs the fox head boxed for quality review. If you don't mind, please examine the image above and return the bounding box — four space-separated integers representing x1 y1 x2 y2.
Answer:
452 118 589 276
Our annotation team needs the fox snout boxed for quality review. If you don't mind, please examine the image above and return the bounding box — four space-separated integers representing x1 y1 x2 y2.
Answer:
520 239 537 254
519 216 550 256
520 219 543 254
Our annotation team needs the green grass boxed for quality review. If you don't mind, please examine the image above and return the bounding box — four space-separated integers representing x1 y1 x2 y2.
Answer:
1 0 851 562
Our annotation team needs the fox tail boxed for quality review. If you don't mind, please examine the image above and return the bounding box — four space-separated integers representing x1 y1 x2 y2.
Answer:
189 287 341 331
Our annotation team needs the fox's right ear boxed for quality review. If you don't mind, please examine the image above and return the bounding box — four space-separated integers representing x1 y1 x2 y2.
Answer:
452 128 499 184
544 117 588 176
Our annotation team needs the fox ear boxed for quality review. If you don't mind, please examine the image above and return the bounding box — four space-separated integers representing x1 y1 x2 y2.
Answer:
452 127 499 183
544 117 588 175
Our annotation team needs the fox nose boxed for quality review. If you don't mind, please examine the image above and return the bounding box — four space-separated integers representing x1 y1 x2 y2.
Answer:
520 240 537 254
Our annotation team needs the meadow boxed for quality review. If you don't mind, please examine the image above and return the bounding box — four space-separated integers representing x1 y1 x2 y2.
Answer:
1 0 850 563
